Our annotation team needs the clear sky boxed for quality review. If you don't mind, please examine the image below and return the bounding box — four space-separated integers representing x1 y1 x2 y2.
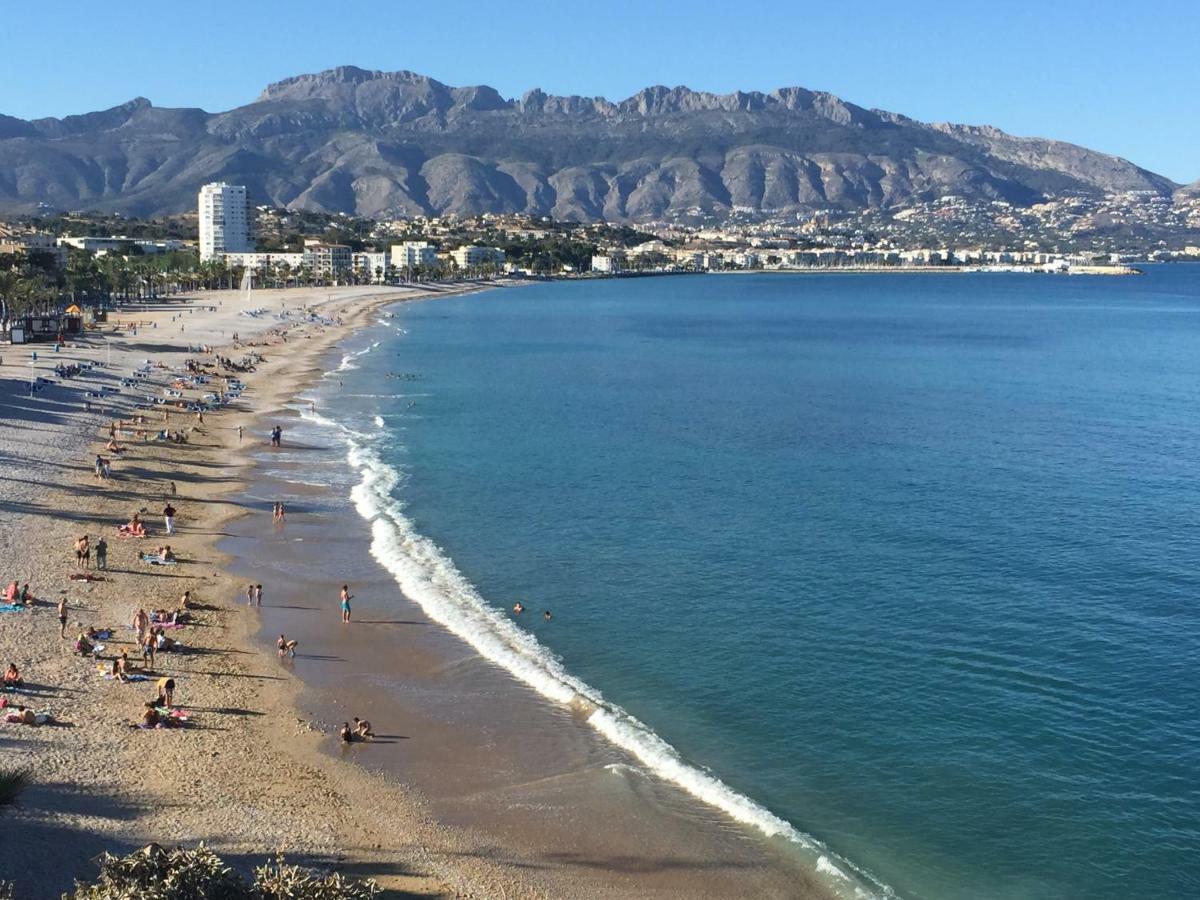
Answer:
2 1 1196 184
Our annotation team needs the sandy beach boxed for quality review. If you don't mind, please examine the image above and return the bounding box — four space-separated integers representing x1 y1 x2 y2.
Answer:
0 282 825 899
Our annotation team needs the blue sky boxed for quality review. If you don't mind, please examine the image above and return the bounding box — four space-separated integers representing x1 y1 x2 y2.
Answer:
2 1 1197 183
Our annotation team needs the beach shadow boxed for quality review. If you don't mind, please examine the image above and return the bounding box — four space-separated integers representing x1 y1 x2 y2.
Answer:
298 654 344 662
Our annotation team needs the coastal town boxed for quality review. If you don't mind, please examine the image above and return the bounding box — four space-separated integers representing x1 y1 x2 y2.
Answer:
4 182 1200 316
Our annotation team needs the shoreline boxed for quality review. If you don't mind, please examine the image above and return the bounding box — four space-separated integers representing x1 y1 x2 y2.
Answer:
1 279 836 899
0 282 542 896
222 292 845 898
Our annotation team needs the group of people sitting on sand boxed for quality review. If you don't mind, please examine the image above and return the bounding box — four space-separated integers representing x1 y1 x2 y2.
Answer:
4 581 34 608
118 514 147 538
340 718 374 742
144 545 177 563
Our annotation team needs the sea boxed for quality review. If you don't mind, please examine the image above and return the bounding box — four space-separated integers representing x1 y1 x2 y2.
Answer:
274 267 1199 899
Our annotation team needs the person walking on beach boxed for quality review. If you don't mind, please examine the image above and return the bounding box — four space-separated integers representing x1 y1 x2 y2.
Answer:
95 536 107 571
237 425 243 443
58 597 68 637
340 585 353 623
255 584 264 607
163 502 177 536
270 425 282 448
245 584 255 606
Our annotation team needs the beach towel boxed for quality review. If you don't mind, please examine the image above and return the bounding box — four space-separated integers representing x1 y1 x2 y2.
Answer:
140 554 177 566
0 604 25 613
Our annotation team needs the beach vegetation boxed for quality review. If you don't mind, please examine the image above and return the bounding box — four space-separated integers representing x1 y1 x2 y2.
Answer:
0 766 30 806
69 844 380 900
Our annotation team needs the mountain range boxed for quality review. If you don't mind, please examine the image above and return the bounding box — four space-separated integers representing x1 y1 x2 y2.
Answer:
0 66 1187 222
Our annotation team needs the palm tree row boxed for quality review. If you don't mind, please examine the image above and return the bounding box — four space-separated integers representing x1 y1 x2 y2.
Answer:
2 248 506 327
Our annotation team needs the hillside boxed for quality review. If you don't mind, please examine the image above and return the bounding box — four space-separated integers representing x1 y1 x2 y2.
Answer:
0 66 1179 221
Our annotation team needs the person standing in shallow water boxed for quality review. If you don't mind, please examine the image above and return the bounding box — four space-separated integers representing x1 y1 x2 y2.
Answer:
340 585 352 623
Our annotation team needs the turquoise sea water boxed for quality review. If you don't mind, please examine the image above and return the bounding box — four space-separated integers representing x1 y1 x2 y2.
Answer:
334 269 1200 899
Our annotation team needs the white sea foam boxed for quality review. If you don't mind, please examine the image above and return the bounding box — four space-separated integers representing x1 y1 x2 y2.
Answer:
325 340 382 375
298 407 892 900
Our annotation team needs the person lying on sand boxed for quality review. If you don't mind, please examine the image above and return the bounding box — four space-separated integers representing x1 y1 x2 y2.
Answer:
105 439 124 453
277 635 298 658
3 663 23 689
5 705 37 725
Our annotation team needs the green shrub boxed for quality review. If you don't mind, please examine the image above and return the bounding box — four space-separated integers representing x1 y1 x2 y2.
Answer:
0 767 30 806
68 844 379 900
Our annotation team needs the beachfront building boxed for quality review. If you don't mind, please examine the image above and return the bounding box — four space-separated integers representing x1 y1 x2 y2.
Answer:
450 245 505 269
222 251 305 271
302 242 353 279
198 182 252 261
590 253 624 274
391 241 437 272
352 251 389 283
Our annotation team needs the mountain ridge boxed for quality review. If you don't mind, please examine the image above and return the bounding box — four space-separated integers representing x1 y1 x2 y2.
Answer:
0 66 1181 221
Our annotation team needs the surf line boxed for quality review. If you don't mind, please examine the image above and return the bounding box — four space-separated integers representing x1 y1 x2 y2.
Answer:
300 404 896 900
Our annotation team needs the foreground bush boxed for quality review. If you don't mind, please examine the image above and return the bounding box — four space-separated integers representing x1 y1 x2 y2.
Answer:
0 767 30 806
69 844 379 900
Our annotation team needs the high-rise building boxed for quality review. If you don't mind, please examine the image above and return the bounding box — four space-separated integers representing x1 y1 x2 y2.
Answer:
198 182 251 261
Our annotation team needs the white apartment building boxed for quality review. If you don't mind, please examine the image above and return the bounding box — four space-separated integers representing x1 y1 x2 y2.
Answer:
450 245 505 269
198 182 252 261
222 252 305 271
303 243 353 278
591 253 625 274
390 241 438 271
353 251 389 282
